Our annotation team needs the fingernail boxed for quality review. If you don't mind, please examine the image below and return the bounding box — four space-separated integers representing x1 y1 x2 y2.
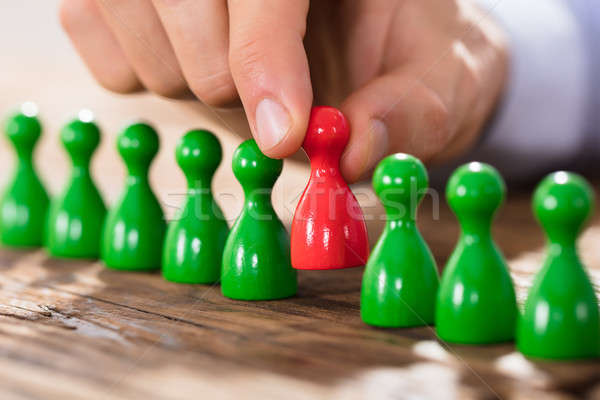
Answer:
366 119 389 169
255 98 291 150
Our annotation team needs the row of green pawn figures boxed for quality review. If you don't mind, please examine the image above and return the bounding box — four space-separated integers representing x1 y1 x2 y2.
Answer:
0 104 297 301
361 154 600 360
2 105 598 360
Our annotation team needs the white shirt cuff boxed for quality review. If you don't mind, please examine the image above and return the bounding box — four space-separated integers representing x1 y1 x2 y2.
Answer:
471 0 591 180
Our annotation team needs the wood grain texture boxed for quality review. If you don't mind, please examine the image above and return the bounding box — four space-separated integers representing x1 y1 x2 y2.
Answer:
0 189 598 400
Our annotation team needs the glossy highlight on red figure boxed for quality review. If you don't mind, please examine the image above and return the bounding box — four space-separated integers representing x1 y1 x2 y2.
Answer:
291 106 369 270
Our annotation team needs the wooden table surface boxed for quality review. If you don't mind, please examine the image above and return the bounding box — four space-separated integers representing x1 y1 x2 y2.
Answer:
1 2 600 399
0 188 599 400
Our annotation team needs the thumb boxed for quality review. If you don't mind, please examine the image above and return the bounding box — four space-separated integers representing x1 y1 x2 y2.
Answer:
340 70 454 183
228 0 312 158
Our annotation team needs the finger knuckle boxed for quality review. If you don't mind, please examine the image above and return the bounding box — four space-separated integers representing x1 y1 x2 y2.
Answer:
229 34 268 80
189 69 237 107
461 64 482 99
451 41 481 90
145 79 189 99
97 72 141 94
464 62 481 91
419 86 452 148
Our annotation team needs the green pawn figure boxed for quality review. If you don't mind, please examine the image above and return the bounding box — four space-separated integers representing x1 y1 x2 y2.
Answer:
518 172 599 359
221 139 297 300
46 111 107 258
436 162 517 343
0 103 49 247
162 129 229 283
102 122 166 271
361 153 439 327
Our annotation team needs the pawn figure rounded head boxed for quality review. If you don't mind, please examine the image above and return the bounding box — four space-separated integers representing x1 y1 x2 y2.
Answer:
373 153 428 219
176 129 222 180
447 162 505 218
61 110 101 163
4 103 42 152
533 171 593 242
233 139 282 190
118 122 159 170
302 106 350 159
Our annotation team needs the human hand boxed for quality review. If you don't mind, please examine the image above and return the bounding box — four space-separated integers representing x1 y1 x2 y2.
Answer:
60 0 507 182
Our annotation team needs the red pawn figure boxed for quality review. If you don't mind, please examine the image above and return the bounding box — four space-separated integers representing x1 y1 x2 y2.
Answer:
291 106 369 270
